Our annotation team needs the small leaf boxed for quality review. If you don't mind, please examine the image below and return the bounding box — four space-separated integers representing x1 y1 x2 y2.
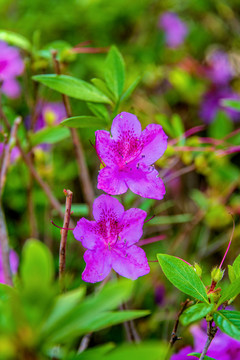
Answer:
208 111 233 139
180 303 214 326
217 277 240 306
155 114 175 138
157 254 209 303
188 353 217 360
87 103 110 122
171 114 184 140
91 78 115 101
33 74 112 104
221 99 240 112
228 265 236 283
233 254 240 278
105 46 125 100
147 214 192 226
61 116 107 128
61 203 88 217
213 310 240 340
29 126 70 147
0 30 31 51
121 76 141 102
21 240 53 289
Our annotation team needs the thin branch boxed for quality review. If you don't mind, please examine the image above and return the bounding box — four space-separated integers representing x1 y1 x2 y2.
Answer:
0 203 12 285
199 321 217 360
59 189 73 288
163 164 195 183
51 51 94 216
169 299 191 347
0 117 21 196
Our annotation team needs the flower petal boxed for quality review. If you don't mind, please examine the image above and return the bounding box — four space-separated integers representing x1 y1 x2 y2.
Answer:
2 78 21 98
73 218 100 250
95 130 119 167
118 208 147 246
139 124 168 165
126 165 166 200
82 249 112 283
112 245 150 280
97 167 128 195
111 112 142 141
92 194 124 222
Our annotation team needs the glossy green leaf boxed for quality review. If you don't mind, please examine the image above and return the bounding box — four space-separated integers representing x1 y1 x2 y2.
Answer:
233 254 240 278
30 126 70 147
33 74 111 104
157 254 209 303
180 303 214 326
91 78 115 101
105 46 125 100
217 277 240 306
21 240 53 289
208 111 233 139
87 102 110 122
0 30 31 51
61 116 107 128
213 310 240 340
121 76 141 102
188 353 217 360
228 265 236 283
221 99 240 112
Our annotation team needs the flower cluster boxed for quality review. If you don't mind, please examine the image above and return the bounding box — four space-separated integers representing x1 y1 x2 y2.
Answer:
0 41 24 98
73 112 167 283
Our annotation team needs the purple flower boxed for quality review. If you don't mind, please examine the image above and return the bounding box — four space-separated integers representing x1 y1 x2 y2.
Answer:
171 322 240 360
73 194 150 283
206 51 233 85
200 87 240 123
158 12 188 48
0 248 19 284
0 143 20 163
34 102 66 131
0 41 24 98
95 112 168 200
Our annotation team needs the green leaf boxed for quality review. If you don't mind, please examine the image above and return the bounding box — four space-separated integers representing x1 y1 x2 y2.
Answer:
188 353 217 360
29 126 70 147
180 303 214 326
208 111 233 139
91 78 115 101
157 254 209 303
233 254 240 278
213 310 240 340
61 203 88 217
171 114 184 139
190 189 209 210
217 277 240 306
0 30 31 51
147 214 192 225
21 240 53 289
87 102 110 122
61 116 107 128
221 99 240 112
155 114 175 138
105 46 125 100
121 76 141 102
33 74 112 104
228 265 236 283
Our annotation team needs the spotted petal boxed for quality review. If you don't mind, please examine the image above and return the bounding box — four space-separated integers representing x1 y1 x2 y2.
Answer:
92 194 124 222
82 249 112 283
139 124 168 165
118 208 147 246
95 130 119 167
112 245 150 280
97 167 128 195
73 218 100 250
111 112 142 141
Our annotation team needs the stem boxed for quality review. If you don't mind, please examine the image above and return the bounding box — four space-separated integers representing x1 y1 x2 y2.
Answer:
163 164 195 183
59 189 73 288
199 321 217 360
51 51 94 217
219 215 235 270
169 299 190 347
0 117 21 196
0 203 12 285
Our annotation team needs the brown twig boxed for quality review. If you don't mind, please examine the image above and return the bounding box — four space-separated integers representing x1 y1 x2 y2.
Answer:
59 189 73 287
0 203 12 285
199 321 217 360
51 51 94 217
169 299 191 347
0 116 21 196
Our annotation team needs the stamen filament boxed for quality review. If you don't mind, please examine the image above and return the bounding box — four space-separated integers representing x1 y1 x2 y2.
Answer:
51 220 74 231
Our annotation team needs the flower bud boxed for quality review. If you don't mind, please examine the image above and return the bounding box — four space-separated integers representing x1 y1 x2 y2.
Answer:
193 262 202 277
211 267 224 283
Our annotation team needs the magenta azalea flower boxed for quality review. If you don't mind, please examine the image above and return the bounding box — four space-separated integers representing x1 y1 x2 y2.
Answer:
158 12 188 48
95 112 168 200
0 248 19 284
73 194 150 283
0 41 24 98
